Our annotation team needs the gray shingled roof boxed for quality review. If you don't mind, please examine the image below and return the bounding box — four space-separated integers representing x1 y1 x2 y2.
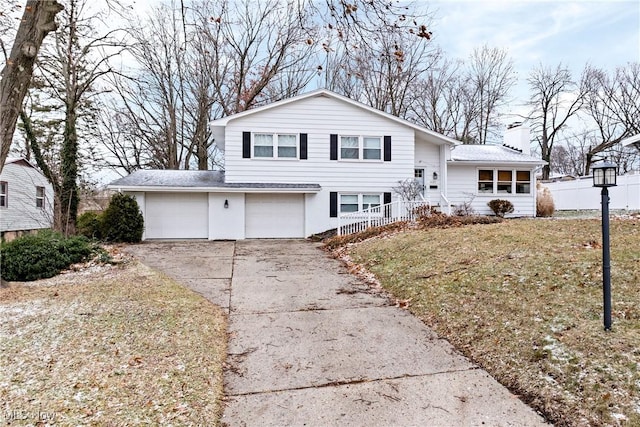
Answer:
450 145 545 163
108 170 321 190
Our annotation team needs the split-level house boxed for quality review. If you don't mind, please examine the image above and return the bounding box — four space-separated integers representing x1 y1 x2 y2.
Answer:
0 158 54 241
108 89 545 240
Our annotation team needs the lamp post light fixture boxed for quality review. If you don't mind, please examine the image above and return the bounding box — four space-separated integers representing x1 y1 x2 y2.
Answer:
592 160 617 331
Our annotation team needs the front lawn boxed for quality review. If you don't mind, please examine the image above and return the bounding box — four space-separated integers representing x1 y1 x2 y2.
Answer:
0 259 227 426
343 218 640 426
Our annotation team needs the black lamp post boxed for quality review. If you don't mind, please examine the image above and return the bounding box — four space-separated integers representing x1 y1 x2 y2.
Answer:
592 161 617 331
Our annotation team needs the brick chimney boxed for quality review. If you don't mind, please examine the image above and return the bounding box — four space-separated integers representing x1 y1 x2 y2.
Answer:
503 122 531 155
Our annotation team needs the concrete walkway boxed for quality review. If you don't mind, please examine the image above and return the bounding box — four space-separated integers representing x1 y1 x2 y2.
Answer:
127 240 548 427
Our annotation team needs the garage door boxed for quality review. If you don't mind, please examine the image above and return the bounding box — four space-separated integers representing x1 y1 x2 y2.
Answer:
145 193 208 239
245 194 304 238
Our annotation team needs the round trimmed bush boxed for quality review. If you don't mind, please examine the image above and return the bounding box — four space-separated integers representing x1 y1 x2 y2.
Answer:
487 199 515 217
101 193 144 243
0 230 94 281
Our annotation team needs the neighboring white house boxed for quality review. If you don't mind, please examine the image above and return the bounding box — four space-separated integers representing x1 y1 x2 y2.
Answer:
108 89 545 240
0 158 54 241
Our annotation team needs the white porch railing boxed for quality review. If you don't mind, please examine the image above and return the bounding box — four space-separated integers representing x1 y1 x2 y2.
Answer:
337 200 430 236
440 192 452 215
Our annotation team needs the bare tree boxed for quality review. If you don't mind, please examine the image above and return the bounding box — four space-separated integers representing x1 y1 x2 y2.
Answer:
326 25 438 119
582 63 640 173
0 0 63 172
20 0 126 234
466 45 516 144
409 55 478 142
527 63 588 180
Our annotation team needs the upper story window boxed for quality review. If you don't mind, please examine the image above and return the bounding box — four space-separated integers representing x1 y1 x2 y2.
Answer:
252 133 298 159
478 169 531 194
0 181 7 207
36 186 45 208
340 136 382 161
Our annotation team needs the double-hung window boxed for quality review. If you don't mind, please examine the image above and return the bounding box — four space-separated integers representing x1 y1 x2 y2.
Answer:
363 137 381 160
340 136 381 160
478 170 493 193
339 193 381 213
36 186 45 208
340 136 359 159
497 170 513 193
516 171 531 194
0 181 7 207
254 133 298 159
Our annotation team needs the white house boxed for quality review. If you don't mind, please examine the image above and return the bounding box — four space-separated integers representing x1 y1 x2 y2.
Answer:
0 158 54 241
108 90 545 240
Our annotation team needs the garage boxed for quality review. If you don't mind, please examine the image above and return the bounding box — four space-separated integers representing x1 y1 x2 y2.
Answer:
145 193 208 239
245 193 305 238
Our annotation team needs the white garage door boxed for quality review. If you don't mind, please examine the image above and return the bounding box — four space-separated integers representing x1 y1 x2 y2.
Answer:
145 193 208 239
245 194 305 238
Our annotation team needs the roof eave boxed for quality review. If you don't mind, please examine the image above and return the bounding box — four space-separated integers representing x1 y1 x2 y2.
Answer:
106 185 321 193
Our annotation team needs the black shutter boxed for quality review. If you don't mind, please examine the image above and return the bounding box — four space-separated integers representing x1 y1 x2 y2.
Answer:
383 192 392 218
330 134 338 160
242 132 251 158
300 133 308 160
384 135 391 161
330 192 338 218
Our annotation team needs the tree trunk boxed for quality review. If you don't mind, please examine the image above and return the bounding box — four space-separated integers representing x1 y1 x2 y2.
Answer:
60 107 79 235
0 0 63 172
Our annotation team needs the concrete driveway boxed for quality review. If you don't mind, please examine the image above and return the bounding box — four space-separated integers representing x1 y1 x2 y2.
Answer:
127 240 547 426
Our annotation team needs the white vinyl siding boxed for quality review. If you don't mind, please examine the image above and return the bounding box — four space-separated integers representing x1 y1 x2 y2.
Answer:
222 95 429 235
448 164 537 217
0 162 54 233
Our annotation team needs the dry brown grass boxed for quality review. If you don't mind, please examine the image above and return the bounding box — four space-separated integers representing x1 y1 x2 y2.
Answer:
344 218 640 426
0 260 227 426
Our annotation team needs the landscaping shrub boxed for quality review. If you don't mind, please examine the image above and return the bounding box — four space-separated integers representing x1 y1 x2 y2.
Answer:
487 199 514 217
536 182 555 217
101 193 144 243
0 230 94 281
77 211 103 240
417 211 502 228
452 201 475 216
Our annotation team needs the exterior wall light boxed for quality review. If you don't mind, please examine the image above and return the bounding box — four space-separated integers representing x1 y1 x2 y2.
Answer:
592 160 618 331
432 172 438 181
224 199 229 209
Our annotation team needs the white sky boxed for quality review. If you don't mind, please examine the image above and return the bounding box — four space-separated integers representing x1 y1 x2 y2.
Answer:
428 0 640 118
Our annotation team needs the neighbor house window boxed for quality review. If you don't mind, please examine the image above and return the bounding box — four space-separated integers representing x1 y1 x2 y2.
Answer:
0 181 7 207
36 186 45 208
516 171 531 194
478 170 493 193
340 193 382 213
253 133 297 159
478 169 532 194
340 136 382 160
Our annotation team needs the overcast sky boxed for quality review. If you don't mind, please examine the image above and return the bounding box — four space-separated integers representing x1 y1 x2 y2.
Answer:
428 0 640 118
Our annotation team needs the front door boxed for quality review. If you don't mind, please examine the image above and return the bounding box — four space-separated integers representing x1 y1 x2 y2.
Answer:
414 169 425 196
